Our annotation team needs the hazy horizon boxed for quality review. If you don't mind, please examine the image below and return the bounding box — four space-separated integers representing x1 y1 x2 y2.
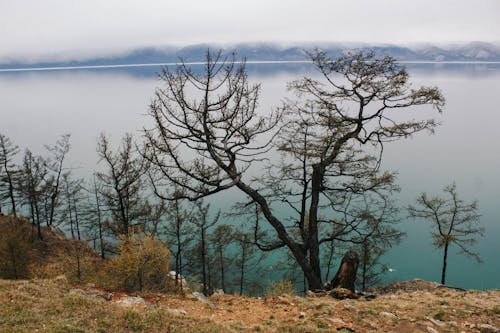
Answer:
1 0 499 63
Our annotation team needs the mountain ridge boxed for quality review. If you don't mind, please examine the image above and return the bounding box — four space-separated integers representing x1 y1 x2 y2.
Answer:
1 42 500 69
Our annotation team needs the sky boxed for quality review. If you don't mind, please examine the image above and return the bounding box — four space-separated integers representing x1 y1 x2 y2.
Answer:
0 0 499 63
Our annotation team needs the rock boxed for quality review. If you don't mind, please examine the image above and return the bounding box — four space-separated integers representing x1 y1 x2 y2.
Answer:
167 308 187 316
299 312 306 319
168 271 188 288
379 311 397 319
426 327 439 333
425 316 446 327
116 296 150 307
192 291 217 309
327 318 346 325
479 324 500 333
212 289 224 295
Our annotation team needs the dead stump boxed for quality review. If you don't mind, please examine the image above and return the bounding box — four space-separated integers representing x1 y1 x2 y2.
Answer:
326 250 359 292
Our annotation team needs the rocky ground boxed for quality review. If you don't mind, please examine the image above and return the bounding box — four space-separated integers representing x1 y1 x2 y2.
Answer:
0 277 498 332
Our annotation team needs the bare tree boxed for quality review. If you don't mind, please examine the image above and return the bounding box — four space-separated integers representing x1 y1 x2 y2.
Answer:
145 49 444 290
96 133 148 236
45 134 71 227
163 192 193 289
189 201 220 295
210 223 234 292
88 174 107 259
18 149 48 240
408 183 483 285
0 134 20 217
233 230 267 295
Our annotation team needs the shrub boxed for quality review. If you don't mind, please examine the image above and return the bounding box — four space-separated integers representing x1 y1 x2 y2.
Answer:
265 280 296 297
102 232 171 292
31 241 103 284
0 216 34 279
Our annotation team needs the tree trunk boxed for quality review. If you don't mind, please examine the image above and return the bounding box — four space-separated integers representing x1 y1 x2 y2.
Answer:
328 250 359 292
218 247 225 292
239 243 246 296
7 173 16 217
201 227 208 296
235 180 324 291
361 240 369 291
93 179 105 259
308 165 323 288
441 242 449 285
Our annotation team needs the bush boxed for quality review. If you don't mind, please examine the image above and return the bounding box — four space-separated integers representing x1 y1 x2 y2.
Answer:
265 280 296 297
101 232 171 292
0 216 34 279
31 241 103 284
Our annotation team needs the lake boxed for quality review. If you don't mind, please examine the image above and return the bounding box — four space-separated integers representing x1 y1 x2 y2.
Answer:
1 62 499 290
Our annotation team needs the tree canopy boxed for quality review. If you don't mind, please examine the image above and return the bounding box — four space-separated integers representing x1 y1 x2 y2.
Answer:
144 49 445 290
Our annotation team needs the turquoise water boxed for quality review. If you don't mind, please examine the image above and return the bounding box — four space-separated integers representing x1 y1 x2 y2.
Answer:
1 63 498 290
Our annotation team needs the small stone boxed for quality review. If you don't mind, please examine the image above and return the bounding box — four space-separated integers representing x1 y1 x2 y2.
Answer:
192 292 217 309
426 326 438 333
116 296 150 307
213 289 224 295
328 318 346 325
299 312 306 319
167 308 187 316
479 323 500 333
425 316 446 327
379 311 397 319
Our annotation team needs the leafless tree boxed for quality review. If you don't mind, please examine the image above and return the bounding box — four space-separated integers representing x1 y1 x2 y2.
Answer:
189 200 220 295
45 134 71 227
210 223 234 292
144 49 444 290
0 134 20 216
408 183 483 285
233 229 267 295
96 133 148 236
18 149 48 240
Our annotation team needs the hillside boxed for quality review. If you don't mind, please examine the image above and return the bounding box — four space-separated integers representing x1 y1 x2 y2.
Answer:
0 277 498 332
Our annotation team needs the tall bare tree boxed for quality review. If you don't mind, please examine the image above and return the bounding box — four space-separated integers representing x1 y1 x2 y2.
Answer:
210 223 234 292
189 201 220 295
45 134 71 227
408 183 483 285
18 149 48 240
144 49 444 290
0 134 20 216
96 133 148 236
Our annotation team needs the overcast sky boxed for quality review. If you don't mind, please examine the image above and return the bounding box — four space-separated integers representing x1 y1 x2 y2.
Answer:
1 0 499 62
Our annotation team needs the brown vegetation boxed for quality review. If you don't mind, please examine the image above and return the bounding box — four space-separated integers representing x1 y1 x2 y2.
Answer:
0 277 498 332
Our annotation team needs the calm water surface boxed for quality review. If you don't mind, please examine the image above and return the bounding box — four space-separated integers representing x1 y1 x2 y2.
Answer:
1 63 499 289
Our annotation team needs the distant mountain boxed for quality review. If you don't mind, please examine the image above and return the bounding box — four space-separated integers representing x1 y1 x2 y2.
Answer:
1 42 500 69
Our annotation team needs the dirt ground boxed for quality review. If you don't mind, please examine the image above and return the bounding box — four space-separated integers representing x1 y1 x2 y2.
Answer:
99 279 500 332
1 277 498 332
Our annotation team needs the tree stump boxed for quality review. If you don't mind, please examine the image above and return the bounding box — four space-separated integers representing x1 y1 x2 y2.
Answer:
327 250 359 292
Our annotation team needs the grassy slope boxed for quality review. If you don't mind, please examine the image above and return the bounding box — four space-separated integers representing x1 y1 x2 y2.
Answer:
0 277 498 333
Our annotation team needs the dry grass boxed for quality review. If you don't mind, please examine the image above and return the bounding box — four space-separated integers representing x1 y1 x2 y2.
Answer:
0 277 223 332
0 277 498 332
